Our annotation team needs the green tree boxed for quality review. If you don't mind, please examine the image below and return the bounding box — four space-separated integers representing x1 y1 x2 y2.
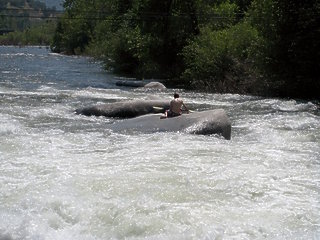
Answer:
247 0 320 98
182 21 260 93
50 0 319 99
51 0 98 54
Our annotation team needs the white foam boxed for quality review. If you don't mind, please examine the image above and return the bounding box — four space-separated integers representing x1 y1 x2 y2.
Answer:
1 47 319 240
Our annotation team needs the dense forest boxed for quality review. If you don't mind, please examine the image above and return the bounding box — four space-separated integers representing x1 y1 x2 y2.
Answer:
2 0 319 99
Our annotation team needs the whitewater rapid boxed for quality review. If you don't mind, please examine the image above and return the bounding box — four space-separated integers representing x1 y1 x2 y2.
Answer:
0 46 319 240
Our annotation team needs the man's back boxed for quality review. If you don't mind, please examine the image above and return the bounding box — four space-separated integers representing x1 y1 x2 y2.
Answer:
170 98 184 114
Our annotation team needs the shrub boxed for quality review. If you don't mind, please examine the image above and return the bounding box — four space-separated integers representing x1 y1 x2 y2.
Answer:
182 21 260 92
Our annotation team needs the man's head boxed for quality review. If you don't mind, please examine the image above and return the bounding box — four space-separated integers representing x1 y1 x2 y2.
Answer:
174 93 179 99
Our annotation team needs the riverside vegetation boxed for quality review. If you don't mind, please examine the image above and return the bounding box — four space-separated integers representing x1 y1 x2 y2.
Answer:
1 0 319 99
0 0 58 45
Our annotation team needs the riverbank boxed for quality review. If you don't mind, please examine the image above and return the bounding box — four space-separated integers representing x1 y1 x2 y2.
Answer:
0 41 318 102
48 0 320 101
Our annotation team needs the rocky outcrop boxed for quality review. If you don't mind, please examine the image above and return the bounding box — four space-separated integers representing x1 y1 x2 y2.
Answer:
115 80 166 90
142 82 166 90
115 80 146 88
76 100 231 139
75 100 169 118
110 109 231 140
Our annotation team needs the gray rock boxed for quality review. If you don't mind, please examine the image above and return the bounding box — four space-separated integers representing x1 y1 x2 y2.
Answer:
115 80 166 90
75 100 169 118
76 100 231 139
115 80 146 88
142 82 166 89
111 109 231 140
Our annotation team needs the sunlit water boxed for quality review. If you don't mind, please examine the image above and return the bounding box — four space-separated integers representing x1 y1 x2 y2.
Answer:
0 46 319 240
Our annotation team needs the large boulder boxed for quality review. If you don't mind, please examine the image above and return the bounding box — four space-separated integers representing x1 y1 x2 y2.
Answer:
115 80 146 88
115 80 166 90
75 100 170 118
110 109 231 140
142 82 166 90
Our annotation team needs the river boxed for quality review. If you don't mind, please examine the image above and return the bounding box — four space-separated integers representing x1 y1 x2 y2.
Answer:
0 46 319 240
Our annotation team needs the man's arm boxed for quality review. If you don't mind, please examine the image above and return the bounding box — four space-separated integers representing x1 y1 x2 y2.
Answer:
182 102 190 113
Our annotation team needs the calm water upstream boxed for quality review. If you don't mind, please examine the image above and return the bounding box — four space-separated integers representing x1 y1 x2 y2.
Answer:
0 46 319 240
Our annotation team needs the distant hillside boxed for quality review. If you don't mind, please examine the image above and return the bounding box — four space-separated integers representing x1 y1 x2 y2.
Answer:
39 0 63 10
0 0 63 11
0 0 60 32
0 0 46 9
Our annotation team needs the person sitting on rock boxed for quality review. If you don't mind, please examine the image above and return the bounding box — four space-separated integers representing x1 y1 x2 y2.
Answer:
161 93 189 119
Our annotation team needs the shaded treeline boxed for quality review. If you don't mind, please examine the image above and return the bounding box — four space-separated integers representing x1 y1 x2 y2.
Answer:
29 0 320 98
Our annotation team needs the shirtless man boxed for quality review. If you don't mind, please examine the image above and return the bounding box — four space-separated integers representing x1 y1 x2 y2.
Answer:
161 93 189 118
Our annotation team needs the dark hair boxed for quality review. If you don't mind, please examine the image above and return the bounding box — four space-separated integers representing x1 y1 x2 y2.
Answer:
174 93 179 98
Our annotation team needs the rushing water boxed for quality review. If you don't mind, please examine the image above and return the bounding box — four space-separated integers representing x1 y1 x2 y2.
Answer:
0 46 319 240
